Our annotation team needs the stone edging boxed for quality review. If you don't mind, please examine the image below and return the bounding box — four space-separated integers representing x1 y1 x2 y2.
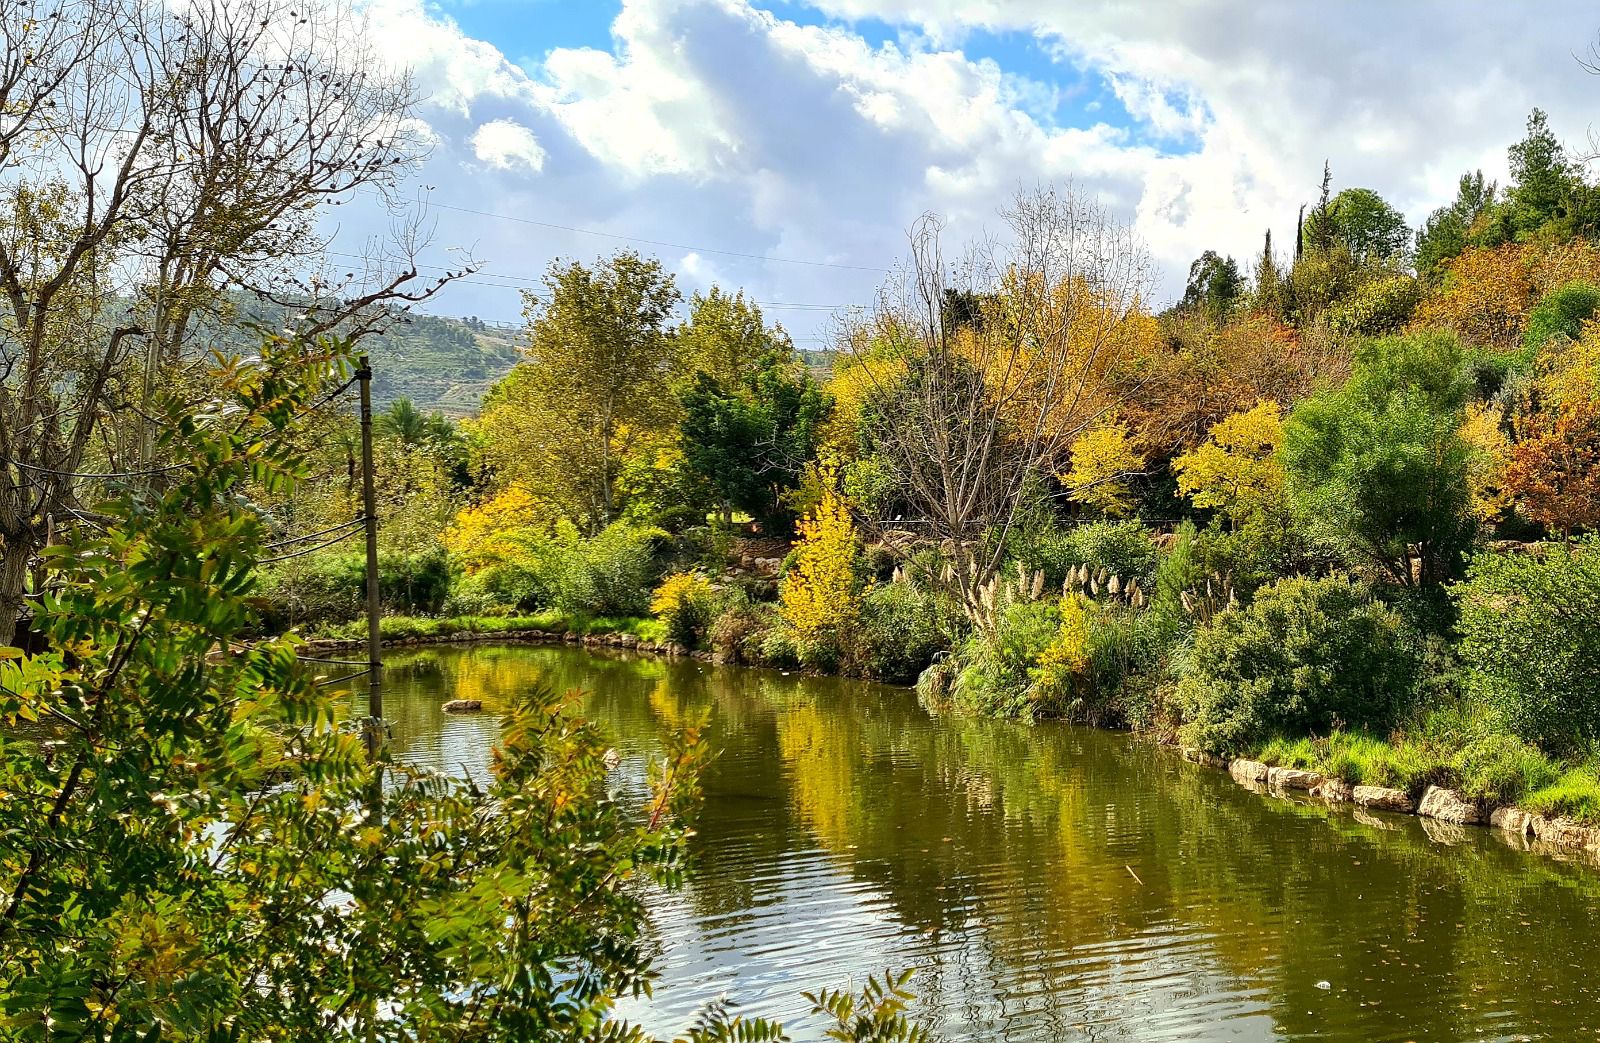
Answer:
302 626 714 661
1181 748 1600 863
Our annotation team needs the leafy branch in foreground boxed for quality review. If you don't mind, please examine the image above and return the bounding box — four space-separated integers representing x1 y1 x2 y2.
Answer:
0 336 923 1041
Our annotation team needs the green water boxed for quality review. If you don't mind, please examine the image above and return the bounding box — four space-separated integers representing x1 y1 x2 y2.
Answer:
365 642 1600 1042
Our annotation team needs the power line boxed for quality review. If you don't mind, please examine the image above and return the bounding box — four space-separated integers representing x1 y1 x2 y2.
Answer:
323 249 865 311
412 198 889 274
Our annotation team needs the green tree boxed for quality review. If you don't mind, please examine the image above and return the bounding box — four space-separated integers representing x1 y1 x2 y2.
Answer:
1303 187 1412 264
1506 107 1583 238
1415 171 1497 278
488 253 682 530
1180 250 1244 321
676 286 788 386
1283 331 1477 586
679 354 831 530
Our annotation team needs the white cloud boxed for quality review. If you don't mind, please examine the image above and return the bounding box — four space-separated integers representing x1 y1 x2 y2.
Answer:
325 0 1600 342
470 118 547 172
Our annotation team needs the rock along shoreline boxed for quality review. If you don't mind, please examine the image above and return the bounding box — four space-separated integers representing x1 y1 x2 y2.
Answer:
1183 747 1600 865
303 628 1600 867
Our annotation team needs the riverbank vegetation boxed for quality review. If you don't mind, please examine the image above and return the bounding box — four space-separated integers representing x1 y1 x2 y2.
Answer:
259 109 1600 828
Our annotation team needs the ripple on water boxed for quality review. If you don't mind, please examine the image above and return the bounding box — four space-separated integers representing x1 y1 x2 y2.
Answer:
373 645 1600 1043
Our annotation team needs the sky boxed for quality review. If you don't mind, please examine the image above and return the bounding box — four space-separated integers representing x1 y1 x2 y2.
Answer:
326 0 1600 349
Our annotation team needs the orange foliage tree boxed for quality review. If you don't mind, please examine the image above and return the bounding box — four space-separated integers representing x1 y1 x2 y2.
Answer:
1413 245 1532 350
1503 396 1600 537
1119 313 1335 457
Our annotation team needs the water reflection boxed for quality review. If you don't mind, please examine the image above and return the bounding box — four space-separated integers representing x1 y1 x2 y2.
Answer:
358 644 1600 1042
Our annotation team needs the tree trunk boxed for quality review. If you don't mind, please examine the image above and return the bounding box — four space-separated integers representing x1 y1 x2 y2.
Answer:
0 535 35 647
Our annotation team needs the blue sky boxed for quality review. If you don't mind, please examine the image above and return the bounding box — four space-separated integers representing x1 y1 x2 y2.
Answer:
333 0 1600 337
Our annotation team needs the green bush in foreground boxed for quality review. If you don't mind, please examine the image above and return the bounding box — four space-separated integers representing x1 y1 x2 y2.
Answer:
1455 542 1600 756
0 344 926 1041
1176 574 1417 755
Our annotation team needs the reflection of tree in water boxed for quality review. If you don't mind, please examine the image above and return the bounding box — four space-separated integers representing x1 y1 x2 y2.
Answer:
380 644 1600 1042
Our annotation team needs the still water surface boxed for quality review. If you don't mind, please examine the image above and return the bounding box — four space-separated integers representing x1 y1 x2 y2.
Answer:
362 643 1600 1042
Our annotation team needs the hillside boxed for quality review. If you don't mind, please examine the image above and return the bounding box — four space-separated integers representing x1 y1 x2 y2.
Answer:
355 313 522 416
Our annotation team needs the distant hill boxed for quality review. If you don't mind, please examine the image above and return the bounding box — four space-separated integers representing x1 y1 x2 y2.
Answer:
205 296 523 417
355 313 522 417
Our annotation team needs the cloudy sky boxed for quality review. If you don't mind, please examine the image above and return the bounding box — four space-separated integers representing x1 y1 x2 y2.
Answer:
327 0 1600 348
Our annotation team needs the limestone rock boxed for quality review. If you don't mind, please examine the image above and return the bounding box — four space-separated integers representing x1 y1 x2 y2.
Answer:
1417 785 1482 825
1490 807 1535 837
1268 767 1324 791
1311 778 1354 802
1352 785 1415 813
1229 759 1269 785
1530 814 1600 850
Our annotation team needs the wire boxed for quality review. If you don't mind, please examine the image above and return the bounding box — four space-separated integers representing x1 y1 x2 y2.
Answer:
296 655 373 667
313 669 370 688
257 524 365 563
11 458 192 481
411 199 889 274
263 517 365 550
324 249 867 311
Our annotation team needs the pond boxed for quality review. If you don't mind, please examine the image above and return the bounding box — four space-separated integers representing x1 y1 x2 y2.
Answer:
360 642 1600 1042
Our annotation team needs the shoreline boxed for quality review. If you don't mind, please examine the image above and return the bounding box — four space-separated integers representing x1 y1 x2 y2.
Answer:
303 626 1600 867
1178 747 1600 866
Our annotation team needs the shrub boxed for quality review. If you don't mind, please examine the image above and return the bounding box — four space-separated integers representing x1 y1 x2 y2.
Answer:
942 600 1061 718
1327 272 1423 337
1455 542 1600 755
852 582 953 684
709 594 784 665
537 521 663 618
1175 574 1418 755
650 571 717 648
1522 279 1600 353
381 548 452 616
778 474 864 640
1063 520 1159 584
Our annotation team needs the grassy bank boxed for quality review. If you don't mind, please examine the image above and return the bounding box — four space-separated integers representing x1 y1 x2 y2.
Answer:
1252 729 1600 826
308 611 667 645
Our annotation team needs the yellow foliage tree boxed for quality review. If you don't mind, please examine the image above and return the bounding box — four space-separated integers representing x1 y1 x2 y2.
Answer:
1461 402 1513 523
1063 421 1144 517
779 466 864 638
1171 401 1287 525
441 485 543 573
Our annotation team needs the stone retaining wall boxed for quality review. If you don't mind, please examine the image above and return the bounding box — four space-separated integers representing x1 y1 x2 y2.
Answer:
303 627 714 661
1182 747 1600 864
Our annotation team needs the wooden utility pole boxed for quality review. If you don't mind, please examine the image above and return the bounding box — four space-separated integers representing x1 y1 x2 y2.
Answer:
357 356 383 771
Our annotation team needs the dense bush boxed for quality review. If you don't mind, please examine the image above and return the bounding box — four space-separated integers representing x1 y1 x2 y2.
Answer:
1064 520 1159 583
852 582 953 684
708 593 784 665
1522 279 1600 354
539 521 664 618
935 600 1061 718
650 571 717 648
1455 542 1600 755
260 549 451 628
1175 574 1418 755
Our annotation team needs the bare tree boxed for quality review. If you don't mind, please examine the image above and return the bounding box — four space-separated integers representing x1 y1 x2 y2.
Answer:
0 0 462 643
852 185 1152 618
